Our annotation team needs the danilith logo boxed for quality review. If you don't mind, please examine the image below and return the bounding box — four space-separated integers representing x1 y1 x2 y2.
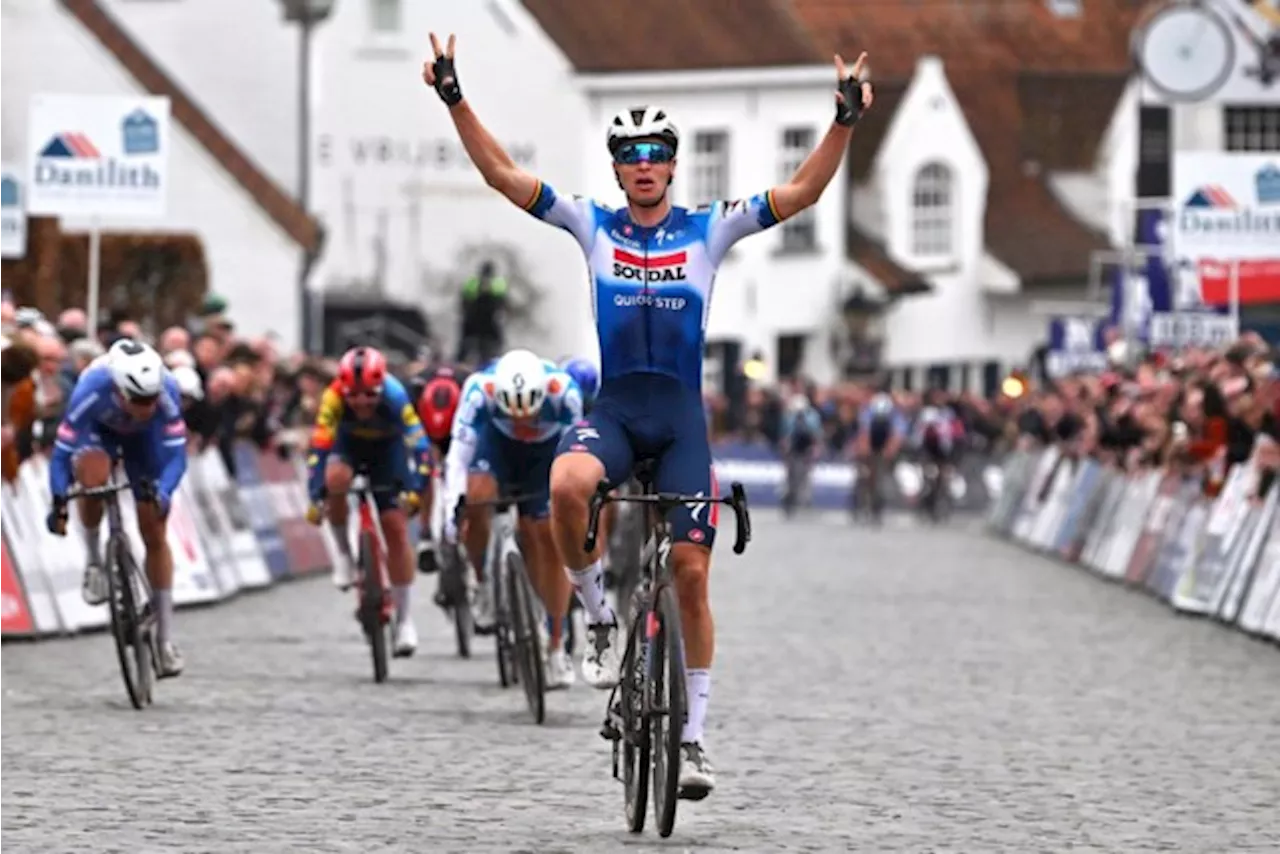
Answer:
1180 179 1280 242
35 131 160 191
1184 185 1237 209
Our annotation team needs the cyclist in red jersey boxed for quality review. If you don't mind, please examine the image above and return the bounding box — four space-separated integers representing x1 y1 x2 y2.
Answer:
416 370 462 572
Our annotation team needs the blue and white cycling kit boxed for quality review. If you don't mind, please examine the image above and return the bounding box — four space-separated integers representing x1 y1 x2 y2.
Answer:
859 405 909 453
524 182 784 545
444 363 583 519
49 365 188 510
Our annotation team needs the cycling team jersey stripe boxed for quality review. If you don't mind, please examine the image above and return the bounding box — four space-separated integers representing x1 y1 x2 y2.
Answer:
612 248 687 268
765 189 782 225
522 180 544 212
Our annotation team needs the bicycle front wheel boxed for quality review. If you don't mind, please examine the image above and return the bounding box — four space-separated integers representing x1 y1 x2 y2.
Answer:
507 552 545 724
107 534 152 709
651 583 688 838
359 531 389 683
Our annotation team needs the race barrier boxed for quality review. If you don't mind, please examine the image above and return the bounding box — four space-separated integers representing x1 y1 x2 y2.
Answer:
987 448 1280 644
710 440 1004 513
0 441 338 640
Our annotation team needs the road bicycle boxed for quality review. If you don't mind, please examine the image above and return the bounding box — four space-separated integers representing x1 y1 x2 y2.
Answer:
462 493 547 724
851 454 887 525
323 470 410 683
586 460 751 838
67 475 157 710
436 497 475 659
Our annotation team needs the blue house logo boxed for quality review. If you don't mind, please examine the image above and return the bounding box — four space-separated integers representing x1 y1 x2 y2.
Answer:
1 175 18 208
122 109 159 155
1256 163 1280 205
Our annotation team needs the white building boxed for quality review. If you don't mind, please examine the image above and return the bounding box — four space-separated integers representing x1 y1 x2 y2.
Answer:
1 0 318 348
521 0 1179 392
305 0 597 358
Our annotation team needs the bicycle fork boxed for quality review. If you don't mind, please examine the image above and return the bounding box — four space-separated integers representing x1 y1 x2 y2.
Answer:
601 606 669 782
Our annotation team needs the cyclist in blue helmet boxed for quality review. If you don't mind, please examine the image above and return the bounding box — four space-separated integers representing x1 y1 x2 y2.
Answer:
561 357 600 413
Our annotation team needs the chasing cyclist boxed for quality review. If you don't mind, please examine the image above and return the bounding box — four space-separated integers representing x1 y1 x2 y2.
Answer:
46 339 189 677
306 346 431 658
853 391 908 518
424 32 873 797
440 348 583 689
415 365 463 572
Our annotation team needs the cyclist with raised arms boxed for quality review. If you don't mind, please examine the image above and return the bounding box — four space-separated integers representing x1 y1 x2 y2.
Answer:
306 346 432 658
46 339 190 677
440 348 583 688
424 33 873 798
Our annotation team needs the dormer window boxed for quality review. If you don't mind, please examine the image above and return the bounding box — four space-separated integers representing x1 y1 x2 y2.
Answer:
910 162 955 259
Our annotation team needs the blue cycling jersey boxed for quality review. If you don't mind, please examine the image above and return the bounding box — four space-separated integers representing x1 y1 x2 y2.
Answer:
443 363 582 508
525 183 782 392
49 365 188 502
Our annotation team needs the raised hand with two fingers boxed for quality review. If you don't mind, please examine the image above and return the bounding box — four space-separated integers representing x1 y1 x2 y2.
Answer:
423 32 463 106
834 51 875 127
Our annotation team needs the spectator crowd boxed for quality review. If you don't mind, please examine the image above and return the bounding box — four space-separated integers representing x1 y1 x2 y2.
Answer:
4 289 1278 505
721 334 1280 503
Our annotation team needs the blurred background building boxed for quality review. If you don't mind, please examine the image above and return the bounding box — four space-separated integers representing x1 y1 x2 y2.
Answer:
2 0 1278 394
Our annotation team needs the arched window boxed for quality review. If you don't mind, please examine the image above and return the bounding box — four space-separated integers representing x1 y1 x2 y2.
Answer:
911 162 954 258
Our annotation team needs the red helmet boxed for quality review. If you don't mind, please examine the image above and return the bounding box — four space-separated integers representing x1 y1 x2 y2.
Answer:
418 376 461 441
337 347 387 395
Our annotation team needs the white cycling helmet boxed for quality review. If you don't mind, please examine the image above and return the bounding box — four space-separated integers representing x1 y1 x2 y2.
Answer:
492 348 548 419
869 392 894 414
108 338 165 400
606 106 679 156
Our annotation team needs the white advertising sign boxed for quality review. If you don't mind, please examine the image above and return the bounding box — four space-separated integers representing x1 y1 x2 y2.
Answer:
26 95 170 219
1 166 26 259
1173 152 1280 261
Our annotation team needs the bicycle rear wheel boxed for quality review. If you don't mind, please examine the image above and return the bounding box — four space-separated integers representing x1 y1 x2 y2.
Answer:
618 614 650 834
651 583 688 837
506 552 545 724
106 534 152 709
359 531 389 683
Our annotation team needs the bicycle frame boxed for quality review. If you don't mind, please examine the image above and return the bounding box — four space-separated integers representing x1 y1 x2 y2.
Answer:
347 475 393 621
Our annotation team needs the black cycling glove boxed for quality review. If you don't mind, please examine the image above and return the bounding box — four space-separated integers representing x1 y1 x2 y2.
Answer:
431 55 463 107
835 75 867 127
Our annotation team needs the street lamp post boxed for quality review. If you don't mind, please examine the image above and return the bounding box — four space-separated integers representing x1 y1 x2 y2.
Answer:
278 0 335 354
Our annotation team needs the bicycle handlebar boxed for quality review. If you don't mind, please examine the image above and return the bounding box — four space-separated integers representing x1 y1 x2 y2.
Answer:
583 480 752 556
451 493 543 524
65 481 140 500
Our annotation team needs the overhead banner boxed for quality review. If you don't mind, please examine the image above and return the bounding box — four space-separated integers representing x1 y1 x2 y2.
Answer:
1 166 26 259
27 94 170 218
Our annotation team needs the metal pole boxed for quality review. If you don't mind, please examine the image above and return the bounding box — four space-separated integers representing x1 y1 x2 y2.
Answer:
87 219 101 338
298 13 314 353
1230 259 1241 339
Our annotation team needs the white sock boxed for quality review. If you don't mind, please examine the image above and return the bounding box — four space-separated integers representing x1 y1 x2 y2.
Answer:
82 524 102 565
328 521 352 558
566 560 614 625
681 668 710 744
392 584 411 621
154 588 174 644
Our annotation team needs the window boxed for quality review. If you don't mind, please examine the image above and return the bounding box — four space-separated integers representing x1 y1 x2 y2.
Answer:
1224 107 1280 153
777 334 806 379
691 131 729 207
778 128 817 252
910 162 954 258
369 0 401 32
